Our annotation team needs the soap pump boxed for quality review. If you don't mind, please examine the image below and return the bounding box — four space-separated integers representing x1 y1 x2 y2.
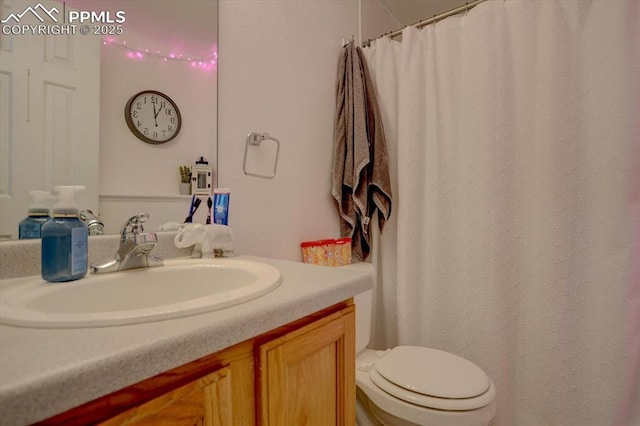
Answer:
18 190 51 239
41 185 88 283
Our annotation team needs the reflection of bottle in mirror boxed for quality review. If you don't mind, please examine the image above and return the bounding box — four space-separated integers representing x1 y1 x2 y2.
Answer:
41 186 88 283
18 190 51 239
213 188 230 225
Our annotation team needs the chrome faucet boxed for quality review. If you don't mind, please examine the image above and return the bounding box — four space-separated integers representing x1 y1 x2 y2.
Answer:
91 213 163 274
79 209 104 235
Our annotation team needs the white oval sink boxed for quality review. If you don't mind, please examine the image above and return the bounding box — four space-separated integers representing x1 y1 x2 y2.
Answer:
0 258 281 328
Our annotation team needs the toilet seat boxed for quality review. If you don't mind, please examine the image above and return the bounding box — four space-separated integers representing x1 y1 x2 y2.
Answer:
369 346 496 411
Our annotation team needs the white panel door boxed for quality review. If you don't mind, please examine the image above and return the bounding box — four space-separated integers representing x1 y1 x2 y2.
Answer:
0 0 100 239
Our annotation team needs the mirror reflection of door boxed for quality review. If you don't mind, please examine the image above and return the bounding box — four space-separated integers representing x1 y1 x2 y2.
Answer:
0 0 100 239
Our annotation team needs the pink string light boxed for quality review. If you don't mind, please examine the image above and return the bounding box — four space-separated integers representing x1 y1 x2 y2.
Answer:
102 38 217 70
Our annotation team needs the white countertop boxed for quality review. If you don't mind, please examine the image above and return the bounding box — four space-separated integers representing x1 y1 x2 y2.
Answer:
0 255 374 425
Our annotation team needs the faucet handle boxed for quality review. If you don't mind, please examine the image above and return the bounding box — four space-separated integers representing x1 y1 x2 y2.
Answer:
79 209 104 235
120 213 150 243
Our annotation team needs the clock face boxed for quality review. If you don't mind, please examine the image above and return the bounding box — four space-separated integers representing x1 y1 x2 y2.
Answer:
125 90 182 144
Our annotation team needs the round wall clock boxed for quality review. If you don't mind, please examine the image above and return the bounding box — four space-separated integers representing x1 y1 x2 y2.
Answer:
124 90 182 144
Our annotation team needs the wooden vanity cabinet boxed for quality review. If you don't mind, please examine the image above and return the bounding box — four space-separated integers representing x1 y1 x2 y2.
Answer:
38 339 256 426
38 300 355 426
98 351 254 426
258 304 355 425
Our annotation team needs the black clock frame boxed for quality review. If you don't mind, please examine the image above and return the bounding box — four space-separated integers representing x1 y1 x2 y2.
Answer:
124 90 182 144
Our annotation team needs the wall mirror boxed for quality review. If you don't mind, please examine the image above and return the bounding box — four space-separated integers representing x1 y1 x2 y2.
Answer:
0 0 218 238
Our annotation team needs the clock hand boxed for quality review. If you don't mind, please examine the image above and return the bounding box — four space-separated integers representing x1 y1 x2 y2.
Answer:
152 104 159 127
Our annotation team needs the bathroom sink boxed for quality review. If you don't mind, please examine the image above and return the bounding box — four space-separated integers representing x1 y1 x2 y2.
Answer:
0 258 281 328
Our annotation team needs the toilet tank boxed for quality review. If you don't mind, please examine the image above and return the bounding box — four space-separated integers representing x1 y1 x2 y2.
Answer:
354 289 373 353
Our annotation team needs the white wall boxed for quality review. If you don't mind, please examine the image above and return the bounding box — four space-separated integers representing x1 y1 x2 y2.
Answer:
96 0 397 247
362 0 400 42
98 30 217 232
217 0 397 261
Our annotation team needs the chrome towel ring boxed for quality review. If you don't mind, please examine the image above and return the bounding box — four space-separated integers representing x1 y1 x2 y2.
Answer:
243 132 280 179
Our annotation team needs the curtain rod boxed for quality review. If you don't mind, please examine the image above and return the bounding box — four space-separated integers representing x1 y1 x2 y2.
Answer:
363 0 487 47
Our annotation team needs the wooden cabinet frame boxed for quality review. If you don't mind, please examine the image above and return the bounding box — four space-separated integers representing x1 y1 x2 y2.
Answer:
36 300 355 426
258 305 355 425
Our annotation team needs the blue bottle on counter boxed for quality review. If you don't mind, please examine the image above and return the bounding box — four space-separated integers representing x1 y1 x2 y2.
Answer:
41 186 88 282
18 190 51 239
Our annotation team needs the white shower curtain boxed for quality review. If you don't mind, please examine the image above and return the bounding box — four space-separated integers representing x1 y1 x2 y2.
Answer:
363 1 640 425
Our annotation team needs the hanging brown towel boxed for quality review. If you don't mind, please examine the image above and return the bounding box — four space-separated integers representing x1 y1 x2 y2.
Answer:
331 41 392 262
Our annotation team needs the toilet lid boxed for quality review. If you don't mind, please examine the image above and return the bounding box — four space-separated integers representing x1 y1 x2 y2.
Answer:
374 346 490 400
369 368 496 411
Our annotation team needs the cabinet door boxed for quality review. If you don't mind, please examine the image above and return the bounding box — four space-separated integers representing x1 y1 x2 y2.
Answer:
42 342 255 426
259 305 356 426
99 367 233 426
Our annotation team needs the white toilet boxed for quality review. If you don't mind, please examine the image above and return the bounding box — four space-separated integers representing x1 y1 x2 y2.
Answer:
355 290 496 426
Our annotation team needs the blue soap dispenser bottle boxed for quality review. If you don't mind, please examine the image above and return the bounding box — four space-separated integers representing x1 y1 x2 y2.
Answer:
18 190 51 239
41 186 88 282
